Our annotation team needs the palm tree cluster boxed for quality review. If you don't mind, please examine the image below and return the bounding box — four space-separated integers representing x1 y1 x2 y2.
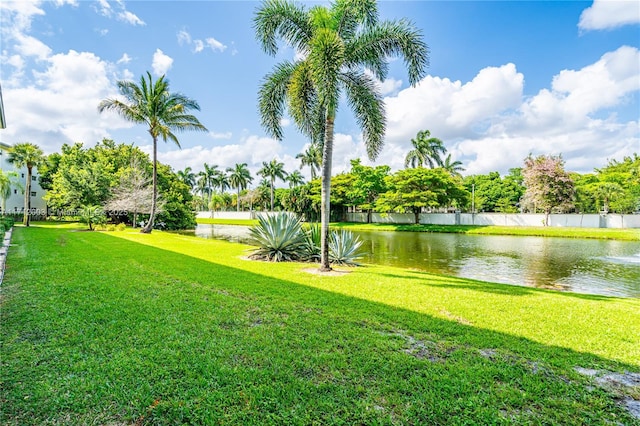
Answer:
404 129 465 177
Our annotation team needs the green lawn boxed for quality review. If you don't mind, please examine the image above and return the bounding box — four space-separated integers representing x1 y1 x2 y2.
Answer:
1 224 639 425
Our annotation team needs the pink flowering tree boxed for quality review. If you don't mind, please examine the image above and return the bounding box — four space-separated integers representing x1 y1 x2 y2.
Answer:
522 154 575 225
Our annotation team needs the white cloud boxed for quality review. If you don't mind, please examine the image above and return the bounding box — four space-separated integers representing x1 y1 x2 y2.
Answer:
1 50 128 153
209 131 233 140
118 10 145 26
378 77 403 96
579 0 640 31
151 49 173 76
96 0 112 17
374 48 639 175
14 33 52 60
206 37 227 52
280 118 291 127
116 53 131 64
177 30 227 54
177 30 191 45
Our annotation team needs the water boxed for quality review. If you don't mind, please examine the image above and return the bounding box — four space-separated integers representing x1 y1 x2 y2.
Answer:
185 224 640 298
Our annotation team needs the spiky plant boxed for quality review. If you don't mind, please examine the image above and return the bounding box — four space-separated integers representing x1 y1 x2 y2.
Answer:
302 222 322 261
328 229 364 266
249 212 307 262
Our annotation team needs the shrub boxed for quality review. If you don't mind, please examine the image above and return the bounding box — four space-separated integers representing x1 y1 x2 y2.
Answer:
302 222 321 261
116 223 126 231
328 230 364 266
79 205 106 230
249 213 307 262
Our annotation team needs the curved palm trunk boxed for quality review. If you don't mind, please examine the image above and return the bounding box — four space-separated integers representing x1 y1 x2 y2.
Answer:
142 137 158 233
24 166 32 226
320 116 335 271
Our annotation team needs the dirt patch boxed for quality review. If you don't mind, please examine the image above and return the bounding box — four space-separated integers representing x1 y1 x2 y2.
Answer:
575 367 640 419
302 268 352 276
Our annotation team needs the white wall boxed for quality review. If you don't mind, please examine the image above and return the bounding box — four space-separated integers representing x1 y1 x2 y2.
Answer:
344 212 640 228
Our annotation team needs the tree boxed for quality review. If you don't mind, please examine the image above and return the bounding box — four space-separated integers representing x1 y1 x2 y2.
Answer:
522 154 575 225
286 170 305 188
594 182 623 213
404 130 446 169
346 159 389 222
296 143 322 180
258 159 288 211
442 153 465 178
376 168 468 223
98 71 208 233
255 0 428 270
227 163 253 212
7 142 45 226
0 170 21 215
177 166 196 192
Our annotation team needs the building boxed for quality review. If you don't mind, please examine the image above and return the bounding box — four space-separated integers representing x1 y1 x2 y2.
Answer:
0 83 48 217
0 142 47 216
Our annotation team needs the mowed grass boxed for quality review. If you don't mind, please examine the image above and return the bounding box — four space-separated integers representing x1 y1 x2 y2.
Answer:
333 222 640 241
1 224 639 425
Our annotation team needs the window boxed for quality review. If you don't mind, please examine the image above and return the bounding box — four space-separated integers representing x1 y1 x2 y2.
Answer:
13 189 17 194
31 191 36 197
32 176 37 181
21 173 24 178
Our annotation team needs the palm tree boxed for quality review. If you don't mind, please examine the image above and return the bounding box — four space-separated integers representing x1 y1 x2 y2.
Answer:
258 159 288 211
255 0 428 270
177 166 196 192
98 71 208 233
595 182 622 213
201 163 219 212
7 142 45 226
0 170 22 216
196 172 210 211
442 153 465 178
227 163 254 212
287 170 305 188
405 130 446 169
295 143 322 180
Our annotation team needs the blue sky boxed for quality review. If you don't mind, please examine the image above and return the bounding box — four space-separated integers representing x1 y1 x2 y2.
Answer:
1 0 638 181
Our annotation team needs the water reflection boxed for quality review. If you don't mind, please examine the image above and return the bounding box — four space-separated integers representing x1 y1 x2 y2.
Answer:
186 225 640 298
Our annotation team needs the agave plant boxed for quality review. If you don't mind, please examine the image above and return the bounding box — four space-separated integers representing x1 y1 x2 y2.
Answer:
328 230 364 266
301 222 321 262
249 212 307 262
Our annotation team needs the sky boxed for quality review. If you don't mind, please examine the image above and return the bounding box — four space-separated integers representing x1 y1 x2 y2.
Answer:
0 0 639 183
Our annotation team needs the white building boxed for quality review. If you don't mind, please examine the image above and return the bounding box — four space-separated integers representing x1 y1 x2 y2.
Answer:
0 142 48 216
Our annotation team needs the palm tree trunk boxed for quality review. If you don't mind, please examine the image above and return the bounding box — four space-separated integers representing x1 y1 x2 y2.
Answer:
237 187 241 212
320 115 335 271
270 179 274 211
142 137 157 233
24 166 32 226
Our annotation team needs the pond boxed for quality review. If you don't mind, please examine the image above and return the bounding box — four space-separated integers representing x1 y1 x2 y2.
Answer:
185 224 640 298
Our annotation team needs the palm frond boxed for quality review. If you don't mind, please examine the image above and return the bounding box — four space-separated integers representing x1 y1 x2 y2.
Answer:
340 71 386 160
254 0 312 56
259 61 296 140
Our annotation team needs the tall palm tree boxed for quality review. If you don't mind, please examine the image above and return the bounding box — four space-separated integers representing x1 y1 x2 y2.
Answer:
258 158 288 211
295 143 322 180
287 170 305 188
405 130 446 169
7 142 45 226
255 0 428 270
201 163 219 212
442 153 465 178
0 170 22 216
196 172 211 211
227 163 254 212
98 71 208 233
177 166 196 192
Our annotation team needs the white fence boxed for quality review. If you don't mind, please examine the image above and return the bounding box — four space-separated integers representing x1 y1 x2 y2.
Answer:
343 212 640 229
